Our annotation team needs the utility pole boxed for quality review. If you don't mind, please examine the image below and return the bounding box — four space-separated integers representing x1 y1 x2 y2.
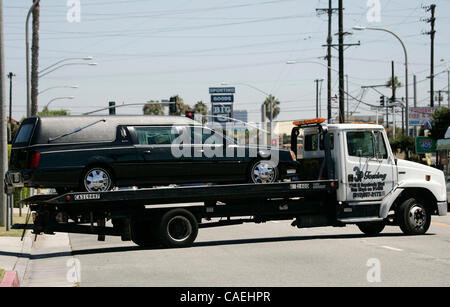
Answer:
0 0 7 227
390 61 397 137
338 0 345 123
314 79 324 118
423 4 436 107
7 72 14 143
414 75 417 107
316 0 338 123
31 0 40 116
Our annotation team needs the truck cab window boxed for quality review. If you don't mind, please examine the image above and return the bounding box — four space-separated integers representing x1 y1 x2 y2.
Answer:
305 134 319 151
347 131 374 158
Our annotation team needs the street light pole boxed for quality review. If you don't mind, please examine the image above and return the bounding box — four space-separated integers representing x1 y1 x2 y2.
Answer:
39 85 78 95
39 63 98 79
26 0 40 117
221 82 274 141
43 96 75 113
39 57 93 75
353 26 409 135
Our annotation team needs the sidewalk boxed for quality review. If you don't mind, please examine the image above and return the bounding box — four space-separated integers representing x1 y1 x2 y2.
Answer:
0 208 77 287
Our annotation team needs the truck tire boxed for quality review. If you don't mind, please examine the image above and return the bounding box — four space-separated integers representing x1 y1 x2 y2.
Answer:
396 198 431 235
130 219 160 248
357 222 385 236
158 209 198 248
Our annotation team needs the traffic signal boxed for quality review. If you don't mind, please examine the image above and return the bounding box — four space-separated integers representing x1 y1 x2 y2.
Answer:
109 101 116 115
185 111 195 120
169 96 177 114
379 96 385 107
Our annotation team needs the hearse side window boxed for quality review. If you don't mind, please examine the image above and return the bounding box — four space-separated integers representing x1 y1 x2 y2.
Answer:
134 126 177 145
14 123 34 145
347 131 374 158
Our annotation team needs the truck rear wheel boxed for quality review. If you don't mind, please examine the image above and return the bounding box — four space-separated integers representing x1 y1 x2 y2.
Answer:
396 198 431 235
158 209 198 248
357 222 385 236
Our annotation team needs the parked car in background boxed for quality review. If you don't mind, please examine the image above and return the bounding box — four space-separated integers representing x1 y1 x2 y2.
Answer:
5 116 298 193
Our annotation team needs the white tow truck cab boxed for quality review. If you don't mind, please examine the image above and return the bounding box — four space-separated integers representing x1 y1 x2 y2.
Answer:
291 118 447 235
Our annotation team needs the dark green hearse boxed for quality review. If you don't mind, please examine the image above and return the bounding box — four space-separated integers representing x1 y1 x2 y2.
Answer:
5 116 298 193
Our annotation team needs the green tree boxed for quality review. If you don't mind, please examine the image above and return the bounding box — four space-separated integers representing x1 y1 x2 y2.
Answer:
390 134 415 154
38 108 69 116
193 101 208 123
263 95 280 120
143 101 164 115
169 95 191 116
429 107 450 141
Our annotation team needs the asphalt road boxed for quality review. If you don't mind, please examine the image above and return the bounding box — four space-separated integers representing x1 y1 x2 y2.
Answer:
68 213 450 287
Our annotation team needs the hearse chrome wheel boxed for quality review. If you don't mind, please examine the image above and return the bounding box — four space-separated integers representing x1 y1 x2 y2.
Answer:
83 168 112 192
251 160 278 184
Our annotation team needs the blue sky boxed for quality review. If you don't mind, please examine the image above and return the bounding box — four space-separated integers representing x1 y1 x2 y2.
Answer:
3 0 450 123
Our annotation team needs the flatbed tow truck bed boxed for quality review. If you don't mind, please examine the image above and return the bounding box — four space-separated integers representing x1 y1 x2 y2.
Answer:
18 180 341 248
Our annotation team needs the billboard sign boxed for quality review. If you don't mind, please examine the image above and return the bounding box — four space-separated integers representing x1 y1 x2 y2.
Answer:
209 87 235 94
212 103 233 123
408 107 439 126
415 137 436 154
211 95 234 103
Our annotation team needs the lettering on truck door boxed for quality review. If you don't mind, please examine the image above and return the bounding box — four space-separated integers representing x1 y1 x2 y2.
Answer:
344 129 395 202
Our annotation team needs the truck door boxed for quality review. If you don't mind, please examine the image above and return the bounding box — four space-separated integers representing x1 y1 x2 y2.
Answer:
344 129 395 202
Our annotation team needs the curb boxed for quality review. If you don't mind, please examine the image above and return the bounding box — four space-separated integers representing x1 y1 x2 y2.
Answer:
13 235 33 286
0 271 20 287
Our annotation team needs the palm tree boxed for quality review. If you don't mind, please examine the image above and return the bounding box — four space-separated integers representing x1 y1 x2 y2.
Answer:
31 0 40 116
193 101 208 123
263 95 280 120
386 76 402 101
169 95 191 116
143 101 164 115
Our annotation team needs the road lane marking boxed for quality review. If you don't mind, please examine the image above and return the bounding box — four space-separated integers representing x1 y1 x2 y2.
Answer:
381 245 403 252
431 222 450 228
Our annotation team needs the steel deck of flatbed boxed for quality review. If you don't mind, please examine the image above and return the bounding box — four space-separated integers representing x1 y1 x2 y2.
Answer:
22 180 339 208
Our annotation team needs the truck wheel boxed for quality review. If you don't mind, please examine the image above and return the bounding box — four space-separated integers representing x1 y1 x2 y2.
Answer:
249 160 278 184
396 198 431 235
158 209 198 248
357 222 385 236
130 219 160 248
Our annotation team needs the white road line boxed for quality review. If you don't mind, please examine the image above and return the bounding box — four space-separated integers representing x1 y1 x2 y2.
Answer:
381 245 403 252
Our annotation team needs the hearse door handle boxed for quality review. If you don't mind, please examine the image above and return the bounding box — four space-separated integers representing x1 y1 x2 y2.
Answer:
143 150 151 155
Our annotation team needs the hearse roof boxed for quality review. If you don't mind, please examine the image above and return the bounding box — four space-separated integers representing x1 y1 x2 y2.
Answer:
37 115 195 127
32 115 196 144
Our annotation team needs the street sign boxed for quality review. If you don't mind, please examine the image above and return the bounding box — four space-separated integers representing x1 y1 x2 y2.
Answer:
415 137 436 154
212 103 233 123
211 95 234 103
408 107 439 126
209 87 235 94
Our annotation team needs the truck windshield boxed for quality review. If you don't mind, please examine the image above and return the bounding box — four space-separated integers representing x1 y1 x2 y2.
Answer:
14 123 34 145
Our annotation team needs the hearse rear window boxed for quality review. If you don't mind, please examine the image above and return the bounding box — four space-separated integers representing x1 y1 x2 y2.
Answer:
14 123 34 145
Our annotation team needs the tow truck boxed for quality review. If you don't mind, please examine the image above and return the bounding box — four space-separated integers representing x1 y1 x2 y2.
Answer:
18 119 447 248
